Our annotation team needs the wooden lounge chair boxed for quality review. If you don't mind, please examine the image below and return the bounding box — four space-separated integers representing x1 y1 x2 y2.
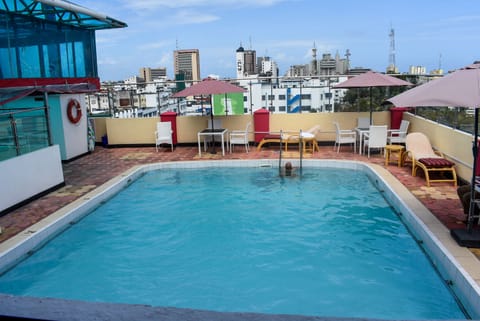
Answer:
257 126 320 152
405 132 457 186
283 125 321 153
256 133 283 151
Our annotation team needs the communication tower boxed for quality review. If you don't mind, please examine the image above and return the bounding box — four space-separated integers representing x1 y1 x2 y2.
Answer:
311 42 318 75
345 49 351 73
387 27 398 73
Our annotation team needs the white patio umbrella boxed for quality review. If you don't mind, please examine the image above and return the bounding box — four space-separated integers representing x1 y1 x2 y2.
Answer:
387 62 480 247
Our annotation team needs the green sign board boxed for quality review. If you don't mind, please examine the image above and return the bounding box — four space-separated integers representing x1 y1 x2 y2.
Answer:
212 92 244 115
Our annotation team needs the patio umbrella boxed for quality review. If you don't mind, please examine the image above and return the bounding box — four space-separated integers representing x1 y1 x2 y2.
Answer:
333 71 412 125
172 78 246 98
387 62 480 247
172 78 245 152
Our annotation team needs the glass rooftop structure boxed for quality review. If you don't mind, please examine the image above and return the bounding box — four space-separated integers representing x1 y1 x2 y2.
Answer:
0 0 127 29
0 0 127 88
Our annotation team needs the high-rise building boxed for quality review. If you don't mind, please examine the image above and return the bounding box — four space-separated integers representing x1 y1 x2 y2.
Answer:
257 56 278 79
236 45 257 78
286 65 309 77
173 49 200 82
139 67 167 82
307 45 349 76
319 53 336 75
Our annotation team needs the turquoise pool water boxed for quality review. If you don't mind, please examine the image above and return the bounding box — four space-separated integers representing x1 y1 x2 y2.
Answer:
0 167 466 319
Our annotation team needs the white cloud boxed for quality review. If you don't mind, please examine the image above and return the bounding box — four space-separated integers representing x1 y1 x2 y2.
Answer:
444 15 480 23
138 41 172 50
172 10 219 24
120 0 286 10
97 57 119 66
156 53 172 67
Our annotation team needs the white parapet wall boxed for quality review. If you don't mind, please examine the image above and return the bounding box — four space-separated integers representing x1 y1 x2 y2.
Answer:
0 145 64 213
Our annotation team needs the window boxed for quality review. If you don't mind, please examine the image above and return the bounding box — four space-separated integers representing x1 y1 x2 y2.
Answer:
0 12 97 80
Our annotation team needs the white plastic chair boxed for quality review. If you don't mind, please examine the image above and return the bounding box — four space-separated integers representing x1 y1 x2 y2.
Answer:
229 122 251 153
363 125 387 158
333 122 356 153
155 122 173 152
388 120 410 145
356 117 370 130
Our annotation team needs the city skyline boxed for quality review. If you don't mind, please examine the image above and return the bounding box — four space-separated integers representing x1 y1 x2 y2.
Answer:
79 0 480 81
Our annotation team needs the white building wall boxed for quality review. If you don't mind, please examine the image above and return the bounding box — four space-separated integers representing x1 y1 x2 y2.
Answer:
239 76 347 113
0 146 64 213
236 51 245 79
60 94 89 160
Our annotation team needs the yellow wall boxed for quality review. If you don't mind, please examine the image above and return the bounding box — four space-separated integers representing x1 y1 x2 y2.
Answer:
92 111 474 181
105 118 158 144
174 111 389 143
176 115 255 142
94 111 391 145
93 117 107 142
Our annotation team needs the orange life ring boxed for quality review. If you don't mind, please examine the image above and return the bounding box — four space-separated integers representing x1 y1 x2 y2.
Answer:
67 99 82 124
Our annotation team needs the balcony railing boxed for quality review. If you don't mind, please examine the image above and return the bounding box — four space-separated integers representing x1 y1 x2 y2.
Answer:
413 107 478 134
0 107 51 162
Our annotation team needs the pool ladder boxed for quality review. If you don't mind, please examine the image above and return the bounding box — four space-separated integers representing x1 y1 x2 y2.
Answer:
278 129 303 175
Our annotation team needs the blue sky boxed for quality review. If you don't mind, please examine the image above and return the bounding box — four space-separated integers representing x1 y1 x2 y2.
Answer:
78 0 480 81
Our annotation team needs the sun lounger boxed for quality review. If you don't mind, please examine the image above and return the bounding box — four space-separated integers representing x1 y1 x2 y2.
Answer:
405 132 457 186
256 134 283 150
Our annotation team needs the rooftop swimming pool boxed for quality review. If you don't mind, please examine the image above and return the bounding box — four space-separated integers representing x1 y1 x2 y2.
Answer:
0 160 479 320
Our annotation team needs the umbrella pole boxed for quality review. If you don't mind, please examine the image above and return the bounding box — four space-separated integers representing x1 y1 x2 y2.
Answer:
224 93 228 116
210 95 217 154
467 109 479 232
279 130 283 175
369 87 373 125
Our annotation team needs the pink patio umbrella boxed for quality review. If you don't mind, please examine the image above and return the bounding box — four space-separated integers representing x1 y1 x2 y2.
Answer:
172 78 246 98
387 63 480 246
333 71 412 125
172 78 245 153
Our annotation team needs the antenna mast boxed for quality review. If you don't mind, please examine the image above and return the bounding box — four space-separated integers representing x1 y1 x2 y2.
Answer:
387 27 397 73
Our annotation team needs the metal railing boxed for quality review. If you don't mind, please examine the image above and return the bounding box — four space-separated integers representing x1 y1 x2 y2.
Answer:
0 107 51 162
413 107 477 135
278 129 304 177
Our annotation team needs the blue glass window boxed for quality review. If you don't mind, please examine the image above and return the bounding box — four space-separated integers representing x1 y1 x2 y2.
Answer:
0 11 97 80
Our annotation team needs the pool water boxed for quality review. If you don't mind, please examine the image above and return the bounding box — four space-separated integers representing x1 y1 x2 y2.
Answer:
0 167 466 319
